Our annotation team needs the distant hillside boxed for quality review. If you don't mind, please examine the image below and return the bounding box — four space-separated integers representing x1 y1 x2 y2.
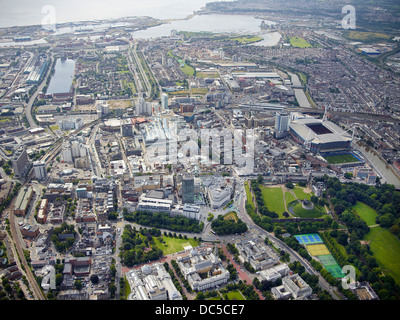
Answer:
204 0 400 32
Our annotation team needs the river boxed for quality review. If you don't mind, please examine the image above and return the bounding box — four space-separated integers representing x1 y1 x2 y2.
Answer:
289 73 311 108
355 143 400 188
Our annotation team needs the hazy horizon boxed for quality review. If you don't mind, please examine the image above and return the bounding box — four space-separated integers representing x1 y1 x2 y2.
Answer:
0 0 226 28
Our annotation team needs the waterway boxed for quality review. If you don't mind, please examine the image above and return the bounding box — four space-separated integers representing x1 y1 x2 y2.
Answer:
355 143 400 188
132 14 277 41
289 73 311 108
46 58 75 94
250 31 281 47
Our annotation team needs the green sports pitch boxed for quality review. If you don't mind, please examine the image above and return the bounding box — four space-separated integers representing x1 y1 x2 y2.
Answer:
323 153 361 165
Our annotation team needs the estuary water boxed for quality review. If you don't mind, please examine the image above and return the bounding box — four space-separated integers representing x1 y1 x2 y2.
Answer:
0 0 222 27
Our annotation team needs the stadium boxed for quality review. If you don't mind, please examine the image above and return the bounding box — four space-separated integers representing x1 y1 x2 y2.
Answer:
289 117 352 154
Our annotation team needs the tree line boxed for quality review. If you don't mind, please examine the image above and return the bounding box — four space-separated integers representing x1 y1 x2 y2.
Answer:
123 209 204 233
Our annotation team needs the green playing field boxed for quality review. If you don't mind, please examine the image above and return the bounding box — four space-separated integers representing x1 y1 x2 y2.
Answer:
323 153 360 164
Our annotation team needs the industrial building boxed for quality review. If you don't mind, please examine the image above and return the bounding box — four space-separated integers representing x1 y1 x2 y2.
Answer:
58 118 84 131
13 186 33 216
126 263 182 300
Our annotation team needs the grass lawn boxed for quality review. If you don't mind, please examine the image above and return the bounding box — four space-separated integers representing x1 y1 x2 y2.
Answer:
261 186 286 215
289 36 312 48
124 276 131 299
292 186 312 200
230 35 263 44
224 211 238 222
285 191 296 205
197 72 220 78
168 90 191 96
245 181 255 211
225 289 245 300
153 236 199 255
191 88 209 95
364 226 400 285
292 202 324 218
323 153 360 165
352 201 378 226
343 30 390 43
180 64 195 77
298 72 308 85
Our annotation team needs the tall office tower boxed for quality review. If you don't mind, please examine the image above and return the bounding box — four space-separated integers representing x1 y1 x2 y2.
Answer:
161 93 169 110
12 146 28 177
182 175 194 204
96 101 110 119
61 142 73 163
120 119 133 137
33 161 47 180
135 96 152 116
275 111 290 139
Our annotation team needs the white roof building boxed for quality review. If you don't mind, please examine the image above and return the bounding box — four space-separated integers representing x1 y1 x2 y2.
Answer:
271 274 312 300
126 263 182 300
176 247 229 291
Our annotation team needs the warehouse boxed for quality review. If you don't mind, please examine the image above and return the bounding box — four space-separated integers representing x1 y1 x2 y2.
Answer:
13 186 33 216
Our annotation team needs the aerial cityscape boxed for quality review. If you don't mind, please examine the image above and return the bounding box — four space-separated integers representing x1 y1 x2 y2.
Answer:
1 0 400 306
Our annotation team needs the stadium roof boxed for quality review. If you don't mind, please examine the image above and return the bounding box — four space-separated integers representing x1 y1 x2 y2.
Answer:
290 118 352 144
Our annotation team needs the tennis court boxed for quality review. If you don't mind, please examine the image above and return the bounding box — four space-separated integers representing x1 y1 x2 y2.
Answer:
318 254 337 266
295 233 345 279
306 244 330 256
294 233 323 245
325 265 345 278
318 254 345 279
